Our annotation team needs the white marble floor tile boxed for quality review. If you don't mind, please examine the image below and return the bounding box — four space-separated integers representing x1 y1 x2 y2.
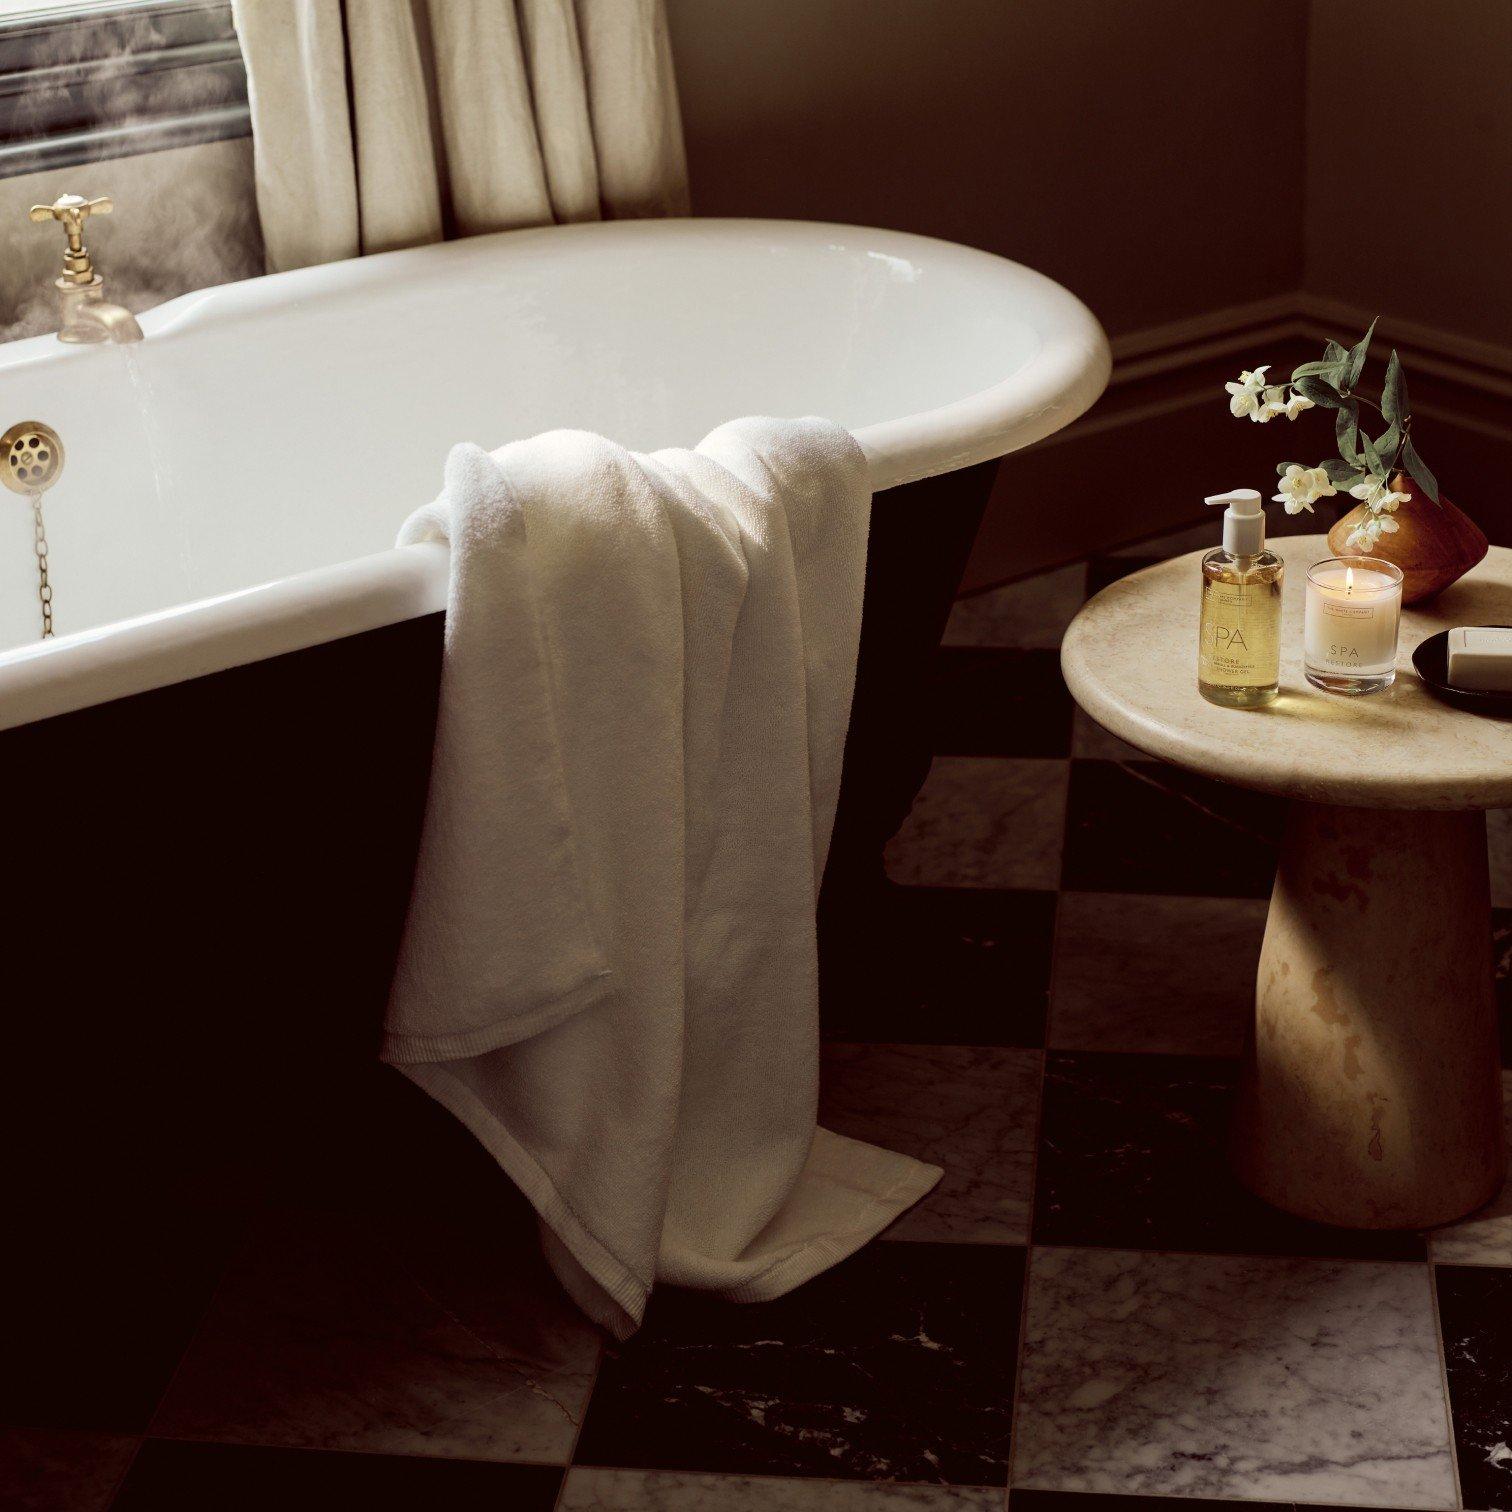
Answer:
886 757 1067 892
1069 708 1147 763
559 1468 1003 1509
1489 807 1512 908
819 1043 1041 1244
945 565 1087 651
1049 892 1264 1056
1012 1246 1456 1509
1429 1069 1512 1266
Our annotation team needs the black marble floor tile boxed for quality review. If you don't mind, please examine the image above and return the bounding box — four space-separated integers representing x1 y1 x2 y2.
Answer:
110 1441 562 1511
2 1200 245 1434
150 1206 599 1465
1494 907 1512 1066
929 648 1072 758
0 1429 138 1512
821 884 1053 1046
1033 1051 1425 1261
1436 1264 1512 1512
1085 556 1162 597
270 1058 531 1219
574 1241 1023 1486
1061 759 1283 900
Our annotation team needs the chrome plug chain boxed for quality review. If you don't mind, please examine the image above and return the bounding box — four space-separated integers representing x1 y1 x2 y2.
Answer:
32 496 53 638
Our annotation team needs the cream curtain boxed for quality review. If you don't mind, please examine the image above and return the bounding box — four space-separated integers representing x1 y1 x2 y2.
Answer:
231 0 690 273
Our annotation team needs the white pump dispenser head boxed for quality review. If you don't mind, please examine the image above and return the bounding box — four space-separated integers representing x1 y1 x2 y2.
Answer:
1205 488 1265 557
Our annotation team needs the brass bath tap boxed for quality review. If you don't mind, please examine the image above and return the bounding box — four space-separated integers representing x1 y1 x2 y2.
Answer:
27 193 144 344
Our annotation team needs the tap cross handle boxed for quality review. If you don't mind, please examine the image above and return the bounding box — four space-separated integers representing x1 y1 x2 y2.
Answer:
28 194 114 284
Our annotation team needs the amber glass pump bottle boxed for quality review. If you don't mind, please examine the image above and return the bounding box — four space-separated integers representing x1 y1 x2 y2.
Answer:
1197 488 1283 707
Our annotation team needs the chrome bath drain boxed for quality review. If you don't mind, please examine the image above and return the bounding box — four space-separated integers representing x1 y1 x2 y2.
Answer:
2 420 65 639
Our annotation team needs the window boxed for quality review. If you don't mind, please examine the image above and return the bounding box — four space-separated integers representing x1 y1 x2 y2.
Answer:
0 0 248 179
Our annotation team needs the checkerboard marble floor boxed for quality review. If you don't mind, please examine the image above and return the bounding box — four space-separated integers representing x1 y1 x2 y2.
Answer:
9 521 1512 1512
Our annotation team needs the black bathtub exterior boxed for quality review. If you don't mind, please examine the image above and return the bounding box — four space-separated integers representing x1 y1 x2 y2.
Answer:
7 459 997 1219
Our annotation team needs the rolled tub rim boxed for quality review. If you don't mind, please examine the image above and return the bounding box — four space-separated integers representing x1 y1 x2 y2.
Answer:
0 218 1111 732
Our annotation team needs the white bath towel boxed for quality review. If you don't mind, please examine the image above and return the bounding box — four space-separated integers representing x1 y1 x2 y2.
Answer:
384 444 617 1059
387 417 940 1336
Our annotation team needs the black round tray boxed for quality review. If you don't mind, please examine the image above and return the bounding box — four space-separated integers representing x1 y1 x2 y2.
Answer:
1412 627 1512 716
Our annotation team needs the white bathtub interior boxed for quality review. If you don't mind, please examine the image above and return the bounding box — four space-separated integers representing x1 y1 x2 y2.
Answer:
0 221 1062 655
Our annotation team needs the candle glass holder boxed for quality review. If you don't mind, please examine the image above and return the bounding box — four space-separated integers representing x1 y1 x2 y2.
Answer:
1304 556 1405 695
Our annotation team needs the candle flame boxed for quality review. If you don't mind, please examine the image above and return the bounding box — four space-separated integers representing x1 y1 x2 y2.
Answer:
1345 565 1354 596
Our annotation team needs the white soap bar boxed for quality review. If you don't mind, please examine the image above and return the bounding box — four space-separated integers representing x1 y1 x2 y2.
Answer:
1446 626 1512 692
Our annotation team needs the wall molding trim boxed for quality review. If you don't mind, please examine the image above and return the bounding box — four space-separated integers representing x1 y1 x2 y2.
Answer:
1109 293 1512 395
1107 295 1304 383
1295 293 1512 399
971 293 1512 593
1037 292 1512 454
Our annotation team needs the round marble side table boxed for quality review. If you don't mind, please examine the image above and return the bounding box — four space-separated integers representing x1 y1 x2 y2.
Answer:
1063 533 1511 1230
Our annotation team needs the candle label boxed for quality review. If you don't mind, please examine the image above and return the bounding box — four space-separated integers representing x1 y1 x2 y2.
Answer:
1304 577 1401 678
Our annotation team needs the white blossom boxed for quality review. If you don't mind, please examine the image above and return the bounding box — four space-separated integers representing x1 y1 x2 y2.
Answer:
1283 392 1314 420
1255 386 1288 424
1273 463 1336 514
1224 366 1270 419
1346 518 1384 551
1349 473 1411 515
1227 385 1261 419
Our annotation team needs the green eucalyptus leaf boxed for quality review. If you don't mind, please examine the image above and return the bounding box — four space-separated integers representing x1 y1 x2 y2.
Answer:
1360 429 1385 478
1324 339 1348 363
1381 349 1408 425
1296 375 1346 410
1374 422 1400 460
1322 458 1365 485
1344 317 1378 389
1403 438 1440 503
1335 404 1360 463
1292 359 1348 385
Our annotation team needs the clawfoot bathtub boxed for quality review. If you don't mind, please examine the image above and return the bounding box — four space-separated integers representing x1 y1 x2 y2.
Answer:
1 219 1107 1206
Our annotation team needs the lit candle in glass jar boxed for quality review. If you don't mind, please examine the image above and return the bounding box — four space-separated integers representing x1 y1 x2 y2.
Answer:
1304 556 1404 695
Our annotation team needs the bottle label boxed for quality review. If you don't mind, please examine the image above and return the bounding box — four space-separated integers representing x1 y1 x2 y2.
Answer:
1200 582 1278 686
1207 622 1253 663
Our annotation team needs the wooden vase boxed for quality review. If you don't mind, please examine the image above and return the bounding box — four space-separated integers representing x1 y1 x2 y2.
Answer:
1327 470 1487 605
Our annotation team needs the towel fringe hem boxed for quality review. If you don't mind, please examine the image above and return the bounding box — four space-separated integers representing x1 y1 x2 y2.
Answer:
391 1060 941 1337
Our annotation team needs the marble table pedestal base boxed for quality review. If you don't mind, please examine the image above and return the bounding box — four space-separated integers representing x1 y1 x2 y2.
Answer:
1231 801 1507 1230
